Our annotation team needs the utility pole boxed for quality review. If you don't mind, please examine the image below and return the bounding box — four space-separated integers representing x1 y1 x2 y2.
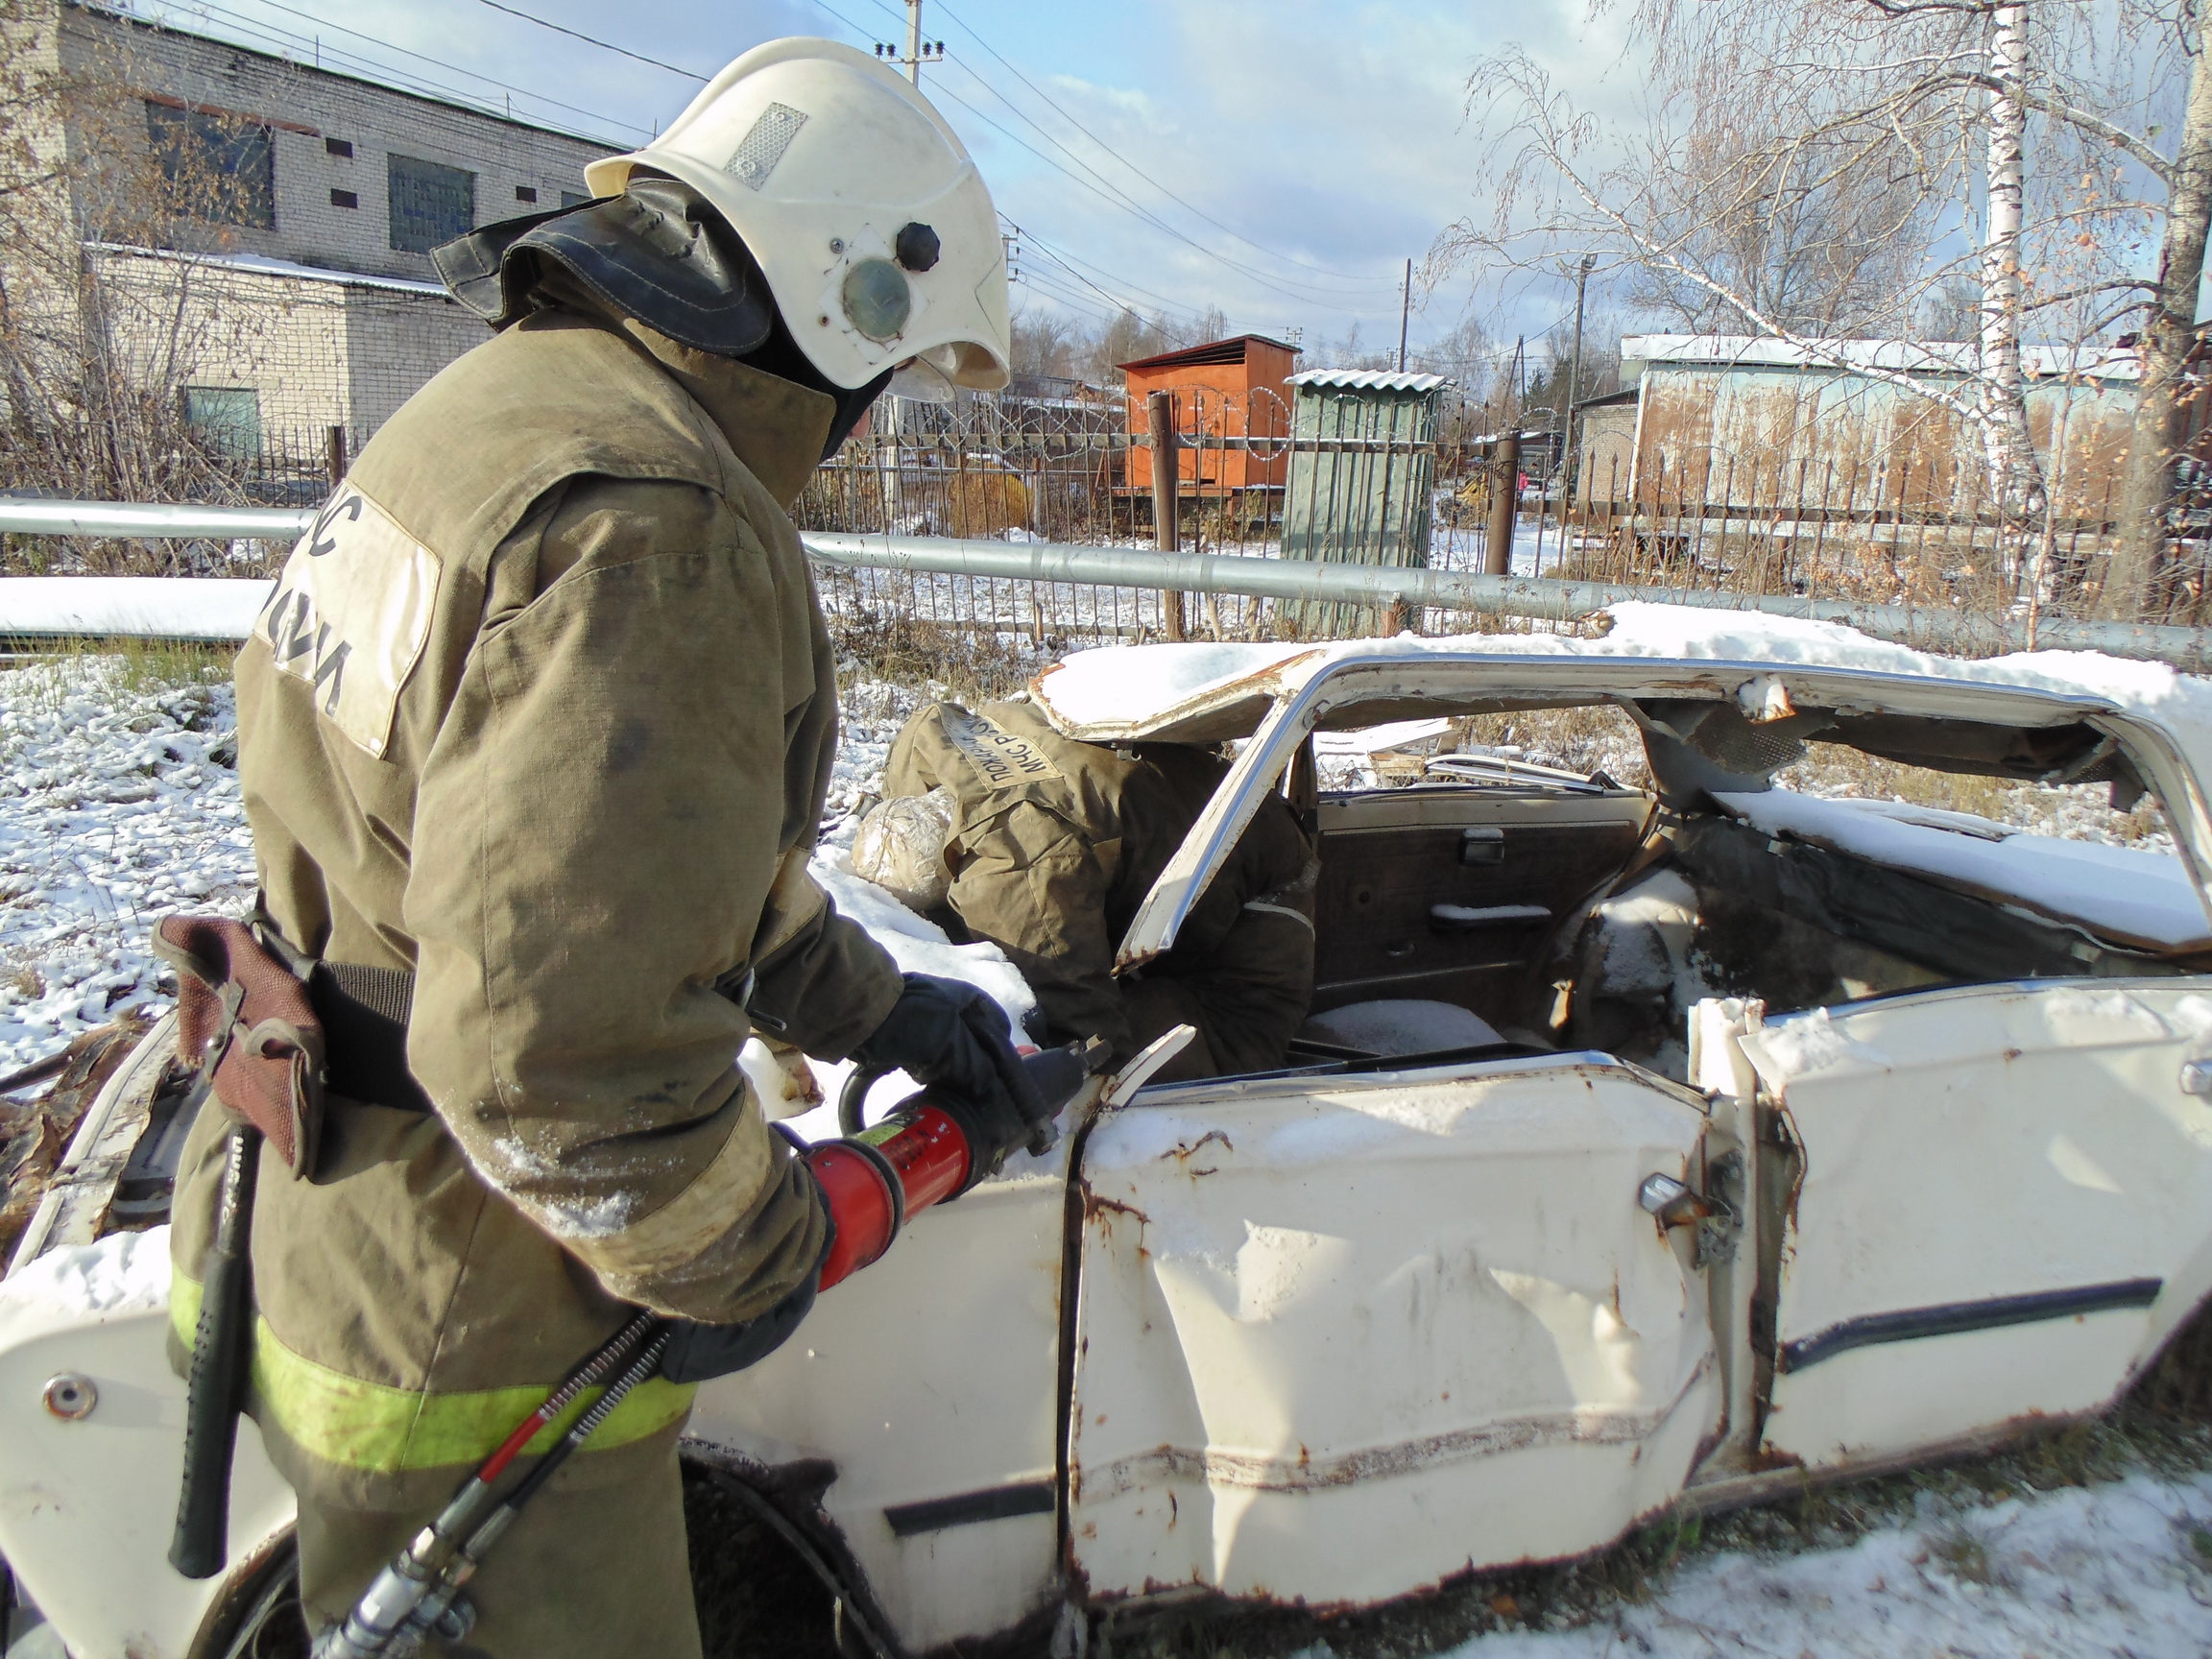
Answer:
1562 254 1596 523
876 3 944 83
1397 258 1412 373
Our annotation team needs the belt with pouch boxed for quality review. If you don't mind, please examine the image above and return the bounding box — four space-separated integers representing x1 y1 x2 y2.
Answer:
309 959 432 1116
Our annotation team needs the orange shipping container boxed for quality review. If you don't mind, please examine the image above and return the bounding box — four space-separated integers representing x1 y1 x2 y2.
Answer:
1119 334 1301 502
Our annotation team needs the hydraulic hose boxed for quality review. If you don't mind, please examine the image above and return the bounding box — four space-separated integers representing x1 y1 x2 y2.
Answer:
318 1036 1103 1656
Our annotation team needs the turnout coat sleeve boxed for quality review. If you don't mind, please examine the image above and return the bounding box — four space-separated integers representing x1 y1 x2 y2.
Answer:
403 474 888 1321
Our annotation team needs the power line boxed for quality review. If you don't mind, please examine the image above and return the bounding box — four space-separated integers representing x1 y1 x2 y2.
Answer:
939 59 1389 304
177 0 646 141
1012 219 1213 329
827 0 1396 309
928 0 1397 290
474 0 709 82
926 70 1386 317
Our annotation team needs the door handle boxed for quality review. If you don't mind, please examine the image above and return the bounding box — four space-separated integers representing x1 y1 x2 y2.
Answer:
1460 828 1505 866
1431 903 1551 934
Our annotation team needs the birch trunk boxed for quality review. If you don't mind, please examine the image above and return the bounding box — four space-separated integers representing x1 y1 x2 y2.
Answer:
2103 10 2212 619
1979 2 2045 540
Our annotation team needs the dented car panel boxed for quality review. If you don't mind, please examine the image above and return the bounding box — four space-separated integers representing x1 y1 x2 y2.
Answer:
1740 983 2212 1470
1067 1057 1719 1607
683 1163 1073 1653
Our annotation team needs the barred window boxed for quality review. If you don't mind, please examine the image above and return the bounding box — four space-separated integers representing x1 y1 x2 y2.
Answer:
145 102 274 228
181 386 263 459
388 154 475 253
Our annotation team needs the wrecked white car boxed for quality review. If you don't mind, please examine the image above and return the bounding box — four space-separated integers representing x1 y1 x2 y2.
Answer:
8 605 2212 1657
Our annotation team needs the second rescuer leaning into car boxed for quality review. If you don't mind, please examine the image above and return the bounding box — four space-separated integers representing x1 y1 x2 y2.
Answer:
165 41 1032 1659
859 699 1319 1084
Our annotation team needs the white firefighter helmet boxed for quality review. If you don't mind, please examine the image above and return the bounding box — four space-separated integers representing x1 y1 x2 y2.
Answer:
585 38 1009 397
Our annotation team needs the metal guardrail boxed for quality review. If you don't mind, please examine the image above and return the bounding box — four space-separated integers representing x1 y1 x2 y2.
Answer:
0 498 318 540
0 500 2204 672
807 533 2212 672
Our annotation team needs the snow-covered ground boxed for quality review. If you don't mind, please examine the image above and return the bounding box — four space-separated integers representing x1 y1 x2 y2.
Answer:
0 657 253 1074
1448 1470 2212 1658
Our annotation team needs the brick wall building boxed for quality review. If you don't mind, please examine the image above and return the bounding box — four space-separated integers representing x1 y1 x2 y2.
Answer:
29 1 616 456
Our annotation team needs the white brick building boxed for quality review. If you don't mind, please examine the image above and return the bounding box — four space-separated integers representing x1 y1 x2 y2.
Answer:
31 1 616 457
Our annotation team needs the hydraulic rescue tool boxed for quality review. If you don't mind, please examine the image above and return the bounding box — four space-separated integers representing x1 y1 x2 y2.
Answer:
312 1037 1105 1659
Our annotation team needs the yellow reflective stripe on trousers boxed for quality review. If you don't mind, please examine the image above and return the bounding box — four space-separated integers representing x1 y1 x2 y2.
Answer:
170 1275 694 1475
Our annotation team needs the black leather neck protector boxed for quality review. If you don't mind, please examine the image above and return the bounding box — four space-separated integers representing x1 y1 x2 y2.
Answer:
432 178 889 460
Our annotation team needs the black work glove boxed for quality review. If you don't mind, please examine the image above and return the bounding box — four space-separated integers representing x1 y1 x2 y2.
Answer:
852 974 1049 1185
660 1267 820 1383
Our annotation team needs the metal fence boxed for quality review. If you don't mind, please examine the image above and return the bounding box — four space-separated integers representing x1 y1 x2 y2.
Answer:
3 380 2202 651
782 382 2205 647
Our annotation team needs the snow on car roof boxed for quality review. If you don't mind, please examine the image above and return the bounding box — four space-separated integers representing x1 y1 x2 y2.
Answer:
1038 606 2212 949
1031 606 2212 751
1713 789 2212 952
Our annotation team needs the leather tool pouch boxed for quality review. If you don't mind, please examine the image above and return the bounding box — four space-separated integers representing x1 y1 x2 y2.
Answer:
156 915 327 1178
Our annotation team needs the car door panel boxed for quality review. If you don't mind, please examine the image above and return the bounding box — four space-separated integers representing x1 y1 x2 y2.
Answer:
1741 982 2212 1469
1067 1057 1718 1607
1312 789 1650 1020
685 1171 1067 1652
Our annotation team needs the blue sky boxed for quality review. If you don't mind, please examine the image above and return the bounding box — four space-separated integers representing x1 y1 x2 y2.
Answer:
150 0 1630 357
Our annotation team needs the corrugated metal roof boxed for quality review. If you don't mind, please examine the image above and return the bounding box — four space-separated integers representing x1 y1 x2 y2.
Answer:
1288 369 1452 393
1118 333 1303 373
1620 333 2138 381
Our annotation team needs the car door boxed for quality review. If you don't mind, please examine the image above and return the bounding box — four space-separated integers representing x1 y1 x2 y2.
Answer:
1310 781 1652 1023
1740 981 2212 1469
1065 1053 1719 1609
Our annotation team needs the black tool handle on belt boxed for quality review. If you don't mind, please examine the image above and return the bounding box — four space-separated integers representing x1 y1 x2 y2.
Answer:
170 1118 261 1579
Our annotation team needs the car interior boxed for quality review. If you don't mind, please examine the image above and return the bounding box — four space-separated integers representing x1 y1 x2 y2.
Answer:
1255 695 2212 1086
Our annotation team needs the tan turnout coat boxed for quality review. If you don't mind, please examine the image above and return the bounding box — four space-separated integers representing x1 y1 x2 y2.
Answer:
170 293 901 1511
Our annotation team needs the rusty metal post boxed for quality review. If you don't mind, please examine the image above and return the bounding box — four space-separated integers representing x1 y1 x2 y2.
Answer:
1483 430 1520 575
1149 390 1185 640
325 424 349 485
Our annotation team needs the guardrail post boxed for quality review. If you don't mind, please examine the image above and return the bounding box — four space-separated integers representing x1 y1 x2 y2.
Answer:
1149 391 1186 641
1485 431 1519 577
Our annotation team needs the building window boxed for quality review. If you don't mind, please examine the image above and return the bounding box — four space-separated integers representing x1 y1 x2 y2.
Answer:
145 102 274 228
388 154 474 253
331 188 358 209
181 386 263 459
515 184 538 204
325 136 353 157
562 190 589 208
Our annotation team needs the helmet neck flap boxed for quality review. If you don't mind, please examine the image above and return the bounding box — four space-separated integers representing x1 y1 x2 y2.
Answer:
433 177 890 460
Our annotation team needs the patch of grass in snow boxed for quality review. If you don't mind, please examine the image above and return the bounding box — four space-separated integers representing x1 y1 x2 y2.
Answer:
830 610 1048 705
5 638 235 699
1141 1396 2212 1659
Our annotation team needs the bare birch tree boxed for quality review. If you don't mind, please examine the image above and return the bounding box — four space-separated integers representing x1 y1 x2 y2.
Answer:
1444 0 2199 609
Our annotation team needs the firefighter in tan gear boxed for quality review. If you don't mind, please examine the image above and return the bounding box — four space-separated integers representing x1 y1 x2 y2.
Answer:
166 41 1027 1658
859 699 1318 1084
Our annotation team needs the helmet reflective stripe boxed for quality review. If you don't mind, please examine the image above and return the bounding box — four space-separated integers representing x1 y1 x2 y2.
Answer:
587 38 1009 394
170 1273 696 1474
